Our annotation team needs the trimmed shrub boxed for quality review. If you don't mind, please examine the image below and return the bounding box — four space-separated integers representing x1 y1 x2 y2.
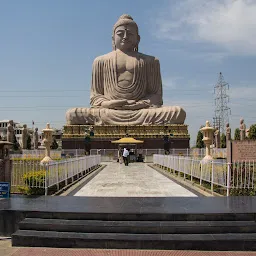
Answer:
19 170 47 195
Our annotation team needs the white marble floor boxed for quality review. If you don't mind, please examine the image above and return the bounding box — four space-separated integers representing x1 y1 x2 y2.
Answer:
74 162 197 197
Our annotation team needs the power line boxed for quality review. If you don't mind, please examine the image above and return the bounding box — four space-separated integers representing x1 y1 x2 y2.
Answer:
0 88 213 94
0 89 90 92
0 103 214 111
1 88 210 92
0 96 82 98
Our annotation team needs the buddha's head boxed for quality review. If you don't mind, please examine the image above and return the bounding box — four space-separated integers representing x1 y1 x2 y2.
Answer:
112 14 140 52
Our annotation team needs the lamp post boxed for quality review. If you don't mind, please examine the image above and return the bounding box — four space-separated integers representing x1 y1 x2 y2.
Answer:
200 121 215 162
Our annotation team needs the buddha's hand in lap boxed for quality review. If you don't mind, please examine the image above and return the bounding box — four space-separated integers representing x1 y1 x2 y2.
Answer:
101 99 128 109
114 100 150 110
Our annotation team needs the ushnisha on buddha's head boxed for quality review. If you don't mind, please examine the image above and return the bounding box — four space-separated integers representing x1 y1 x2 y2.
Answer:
112 14 140 52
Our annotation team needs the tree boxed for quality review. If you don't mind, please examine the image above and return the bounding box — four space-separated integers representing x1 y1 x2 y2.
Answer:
234 128 240 140
26 135 31 150
50 139 59 150
196 130 204 148
220 133 226 148
248 124 256 140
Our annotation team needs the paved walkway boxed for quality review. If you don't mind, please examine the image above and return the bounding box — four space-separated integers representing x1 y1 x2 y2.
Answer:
1 239 255 256
74 162 197 197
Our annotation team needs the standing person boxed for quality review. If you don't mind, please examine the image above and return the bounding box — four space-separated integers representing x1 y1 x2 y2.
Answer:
122 148 129 166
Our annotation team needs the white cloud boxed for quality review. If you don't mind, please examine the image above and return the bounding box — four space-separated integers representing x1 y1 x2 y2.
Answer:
155 0 256 56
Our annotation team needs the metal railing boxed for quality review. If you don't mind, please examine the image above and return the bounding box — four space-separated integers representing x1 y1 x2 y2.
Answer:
89 148 226 157
10 148 227 160
61 149 85 157
11 150 62 159
11 155 101 195
153 154 255 196
190 148 227 159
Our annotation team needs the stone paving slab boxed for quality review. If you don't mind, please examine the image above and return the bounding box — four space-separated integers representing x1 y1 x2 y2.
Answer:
0 239 18 256
75 163 197 197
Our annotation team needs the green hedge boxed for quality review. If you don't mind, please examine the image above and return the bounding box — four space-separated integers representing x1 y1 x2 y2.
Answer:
230 188 256 196
18 170 47 195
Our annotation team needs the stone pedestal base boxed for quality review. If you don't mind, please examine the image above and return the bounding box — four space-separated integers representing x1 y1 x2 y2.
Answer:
40 156 53 164
0 159 12 183
62 124 190 150
201 155 213 164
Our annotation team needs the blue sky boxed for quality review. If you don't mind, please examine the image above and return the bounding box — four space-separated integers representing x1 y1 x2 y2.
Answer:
0 0 256 146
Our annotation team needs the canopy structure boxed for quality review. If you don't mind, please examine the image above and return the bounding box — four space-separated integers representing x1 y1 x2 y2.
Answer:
111 137 144 144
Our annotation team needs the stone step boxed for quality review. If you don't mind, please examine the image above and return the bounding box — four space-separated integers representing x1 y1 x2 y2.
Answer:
25 212 255 221
19 218 256 234
12 230 256 250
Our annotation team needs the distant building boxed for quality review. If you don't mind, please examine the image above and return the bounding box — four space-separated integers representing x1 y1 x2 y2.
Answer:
0 120 33 146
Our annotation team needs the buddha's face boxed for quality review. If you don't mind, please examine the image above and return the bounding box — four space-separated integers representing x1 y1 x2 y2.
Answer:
114 24 139 52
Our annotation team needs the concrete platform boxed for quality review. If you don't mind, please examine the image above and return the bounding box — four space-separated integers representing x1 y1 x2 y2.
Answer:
74 162 197 197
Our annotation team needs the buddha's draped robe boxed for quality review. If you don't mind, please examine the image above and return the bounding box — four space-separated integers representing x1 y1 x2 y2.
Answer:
66 51 186 125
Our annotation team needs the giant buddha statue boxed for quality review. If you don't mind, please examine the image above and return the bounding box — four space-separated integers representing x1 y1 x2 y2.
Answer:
66 14 186 125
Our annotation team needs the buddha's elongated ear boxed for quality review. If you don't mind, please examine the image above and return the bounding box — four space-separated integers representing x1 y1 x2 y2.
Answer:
134 35 140 52
112 36 116 50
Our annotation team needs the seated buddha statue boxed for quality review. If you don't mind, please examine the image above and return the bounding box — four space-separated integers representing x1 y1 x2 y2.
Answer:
66 14 186 125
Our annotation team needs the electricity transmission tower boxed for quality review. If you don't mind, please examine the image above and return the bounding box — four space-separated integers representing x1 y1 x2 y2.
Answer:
213 72 231 134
